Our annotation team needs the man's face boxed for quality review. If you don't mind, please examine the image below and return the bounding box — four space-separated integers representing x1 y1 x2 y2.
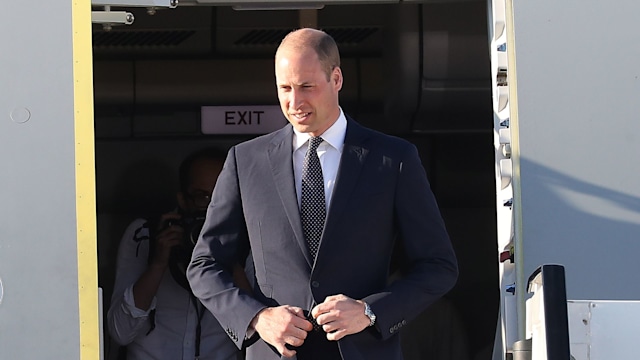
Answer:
179 158 223 214
275 48 343 137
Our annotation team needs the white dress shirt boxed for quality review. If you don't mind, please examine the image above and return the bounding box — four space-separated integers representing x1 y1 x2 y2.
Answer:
292 109 347 209
107 218 239 360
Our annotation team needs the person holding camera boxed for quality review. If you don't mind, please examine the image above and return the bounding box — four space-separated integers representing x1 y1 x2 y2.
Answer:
107 148 247 360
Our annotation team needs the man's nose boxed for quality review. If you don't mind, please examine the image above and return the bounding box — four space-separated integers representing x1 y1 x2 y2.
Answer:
289 89 304 110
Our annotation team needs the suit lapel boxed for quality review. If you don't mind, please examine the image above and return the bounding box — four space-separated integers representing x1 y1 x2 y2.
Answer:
267 126 314 268
315 119 370 266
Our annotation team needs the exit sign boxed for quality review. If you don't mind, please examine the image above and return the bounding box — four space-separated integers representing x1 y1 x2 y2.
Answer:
201 105 288 135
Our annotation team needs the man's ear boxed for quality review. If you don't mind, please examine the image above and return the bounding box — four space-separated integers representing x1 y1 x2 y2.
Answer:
332 67 343 91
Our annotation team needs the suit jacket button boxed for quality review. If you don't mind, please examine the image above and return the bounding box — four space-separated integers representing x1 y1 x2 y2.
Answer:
311 281 320 288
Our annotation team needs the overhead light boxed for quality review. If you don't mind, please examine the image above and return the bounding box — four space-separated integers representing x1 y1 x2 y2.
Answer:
176 0 324 9
91 0 177 7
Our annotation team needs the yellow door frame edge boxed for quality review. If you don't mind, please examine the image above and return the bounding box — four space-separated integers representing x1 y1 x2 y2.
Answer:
72 1 99 359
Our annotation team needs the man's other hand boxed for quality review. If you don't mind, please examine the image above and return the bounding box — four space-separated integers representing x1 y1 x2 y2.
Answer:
311 294 370 341
251 305 313 358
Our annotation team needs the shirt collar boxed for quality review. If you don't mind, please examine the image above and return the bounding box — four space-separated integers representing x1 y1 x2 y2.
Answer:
293 108 347 152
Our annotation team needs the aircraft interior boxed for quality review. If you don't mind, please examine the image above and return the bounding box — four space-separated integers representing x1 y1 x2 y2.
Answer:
92 2 498 359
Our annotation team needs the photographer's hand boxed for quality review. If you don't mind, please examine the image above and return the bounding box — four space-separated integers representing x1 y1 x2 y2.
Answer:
149 212 184 267
132 212 184 311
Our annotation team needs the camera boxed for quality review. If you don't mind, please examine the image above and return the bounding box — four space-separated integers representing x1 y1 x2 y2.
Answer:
154 211 206 291
163 213 206 249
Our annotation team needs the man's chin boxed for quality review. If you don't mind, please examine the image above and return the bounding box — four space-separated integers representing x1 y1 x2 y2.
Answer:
291 123 314 134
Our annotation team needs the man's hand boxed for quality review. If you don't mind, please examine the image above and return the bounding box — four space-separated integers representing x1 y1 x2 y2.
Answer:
251 306 313 358
150 212 184 267
311 294 370 341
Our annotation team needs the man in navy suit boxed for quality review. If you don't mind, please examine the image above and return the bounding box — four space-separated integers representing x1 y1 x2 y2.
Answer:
187 28 458 360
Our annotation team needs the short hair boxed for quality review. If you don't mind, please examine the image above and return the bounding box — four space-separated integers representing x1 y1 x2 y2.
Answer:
178 147 226 193
278 28 341 81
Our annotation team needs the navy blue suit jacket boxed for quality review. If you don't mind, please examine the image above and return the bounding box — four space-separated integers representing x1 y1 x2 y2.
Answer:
187 118 458 360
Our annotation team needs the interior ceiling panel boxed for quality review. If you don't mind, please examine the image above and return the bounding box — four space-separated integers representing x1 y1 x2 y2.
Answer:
213 5 387 55
92 5 389 56
92 6 214 55
93 30 197 47
232 29 292 46
92 2 491 132
231 27 378 46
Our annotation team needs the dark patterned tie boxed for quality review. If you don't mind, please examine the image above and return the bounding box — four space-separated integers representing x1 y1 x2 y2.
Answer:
301 136 326 261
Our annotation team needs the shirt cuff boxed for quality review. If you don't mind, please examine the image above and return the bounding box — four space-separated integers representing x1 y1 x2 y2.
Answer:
122 285 157 318
245 327 256 339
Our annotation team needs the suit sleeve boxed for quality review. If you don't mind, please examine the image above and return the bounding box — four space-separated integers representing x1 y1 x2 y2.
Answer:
364 143 458 340
187 147 266 349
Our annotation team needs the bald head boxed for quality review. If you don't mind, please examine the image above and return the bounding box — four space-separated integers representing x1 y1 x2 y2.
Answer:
276 28 341 81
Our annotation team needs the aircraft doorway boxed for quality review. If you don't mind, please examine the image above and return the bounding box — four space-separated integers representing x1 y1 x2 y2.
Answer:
93 3 498 360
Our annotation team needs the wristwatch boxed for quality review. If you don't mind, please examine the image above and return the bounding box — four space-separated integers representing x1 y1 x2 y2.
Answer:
363 302 376 327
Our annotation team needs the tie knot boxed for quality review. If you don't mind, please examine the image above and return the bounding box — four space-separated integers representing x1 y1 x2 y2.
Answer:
309 137 323 151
